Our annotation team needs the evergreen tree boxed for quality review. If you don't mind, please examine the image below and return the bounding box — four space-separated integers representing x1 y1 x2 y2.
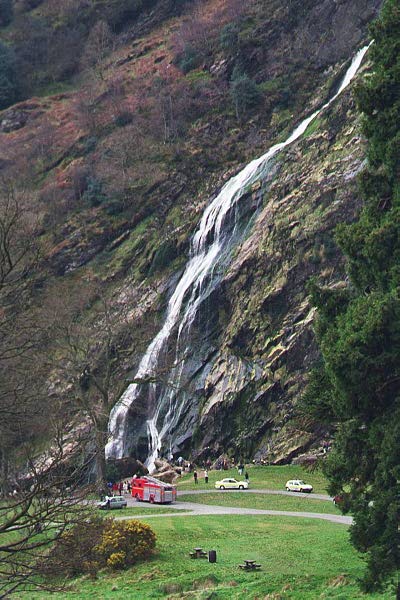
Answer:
0 0 13 27
0 42 19 109
304 1 400 594
230 66 261 120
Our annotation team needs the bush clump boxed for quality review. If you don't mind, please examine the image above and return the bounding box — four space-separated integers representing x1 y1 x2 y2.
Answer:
96 519 156 567
148 239 177 275
176 45 202 74
0 41 19 109
41 516 156 578
230 66 262 119
220 22 239 53
82 176 107 207
0 0 13 27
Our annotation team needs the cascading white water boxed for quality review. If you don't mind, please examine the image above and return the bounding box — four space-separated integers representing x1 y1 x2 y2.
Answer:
105 45 370 471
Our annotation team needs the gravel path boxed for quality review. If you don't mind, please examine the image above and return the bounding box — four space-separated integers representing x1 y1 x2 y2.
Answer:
177 488 331 501
117 490 352 525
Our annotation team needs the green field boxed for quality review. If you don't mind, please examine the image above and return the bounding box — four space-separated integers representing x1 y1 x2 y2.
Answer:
28 514 391 599
178 492 340 515
176 465 329 494
17 467 394 598
112 506 188 516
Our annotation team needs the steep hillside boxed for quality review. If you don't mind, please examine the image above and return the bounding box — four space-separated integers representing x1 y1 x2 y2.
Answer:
0 0 382 470
198 85 367 462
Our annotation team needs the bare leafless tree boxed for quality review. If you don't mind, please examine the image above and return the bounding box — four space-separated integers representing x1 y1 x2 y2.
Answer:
80 20 114 83
0 420 93 599
0 177 95 598
36 279 141 486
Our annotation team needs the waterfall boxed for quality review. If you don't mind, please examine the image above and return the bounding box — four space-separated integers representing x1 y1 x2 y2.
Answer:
105 45 370 472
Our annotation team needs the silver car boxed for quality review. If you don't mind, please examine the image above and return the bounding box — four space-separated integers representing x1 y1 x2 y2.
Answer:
98 495 127 510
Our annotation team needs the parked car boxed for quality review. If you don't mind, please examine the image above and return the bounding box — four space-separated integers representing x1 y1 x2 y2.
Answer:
215 478 248 490
97 496 127 510
285 479 313 493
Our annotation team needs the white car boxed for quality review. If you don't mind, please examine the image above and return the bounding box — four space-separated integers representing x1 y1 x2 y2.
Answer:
285 479 313 493
97 495 127 510
215 478 248 490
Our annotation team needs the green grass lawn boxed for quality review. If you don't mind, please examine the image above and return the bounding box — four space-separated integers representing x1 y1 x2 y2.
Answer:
178 492 340 515
27 514 391 599
112 506 188 516
176 465 329 494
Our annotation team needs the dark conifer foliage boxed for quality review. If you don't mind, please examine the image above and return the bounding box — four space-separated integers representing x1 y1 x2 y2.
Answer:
304 0 400 593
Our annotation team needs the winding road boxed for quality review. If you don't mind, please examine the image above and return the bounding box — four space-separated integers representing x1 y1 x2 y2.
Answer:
115 488 352 526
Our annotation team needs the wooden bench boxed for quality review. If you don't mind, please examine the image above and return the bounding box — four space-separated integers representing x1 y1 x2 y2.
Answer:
190 547 208 559
239 559 262 570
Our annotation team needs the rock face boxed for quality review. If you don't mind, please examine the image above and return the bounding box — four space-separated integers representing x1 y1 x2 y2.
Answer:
0 0 382 468
191 93 366 462
118 76 367 464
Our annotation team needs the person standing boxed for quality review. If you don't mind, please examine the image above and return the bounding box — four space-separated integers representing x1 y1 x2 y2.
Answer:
204 469 209 484
118 481 123 496
245 471 249 482
193 470 198 485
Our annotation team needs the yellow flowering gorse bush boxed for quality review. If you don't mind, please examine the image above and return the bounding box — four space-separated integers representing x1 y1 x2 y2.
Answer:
41 515 156 577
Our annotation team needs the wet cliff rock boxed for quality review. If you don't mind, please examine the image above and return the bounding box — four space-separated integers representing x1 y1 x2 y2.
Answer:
191 87 366 462
0 0 382 469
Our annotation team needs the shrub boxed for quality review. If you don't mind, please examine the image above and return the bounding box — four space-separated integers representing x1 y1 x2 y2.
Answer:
40 515 107 578
114 111 133 127
82 176 107 207
103 0 148 31
95 519 156 569
177 45 202 74
82 136 98 154
230 67 261 119
0 0 13 27
71 165 91 201
19 0 43 9
148 239 177 275
0 41 19 109
41 517 156 578
107 551 126 570
220 22 239 53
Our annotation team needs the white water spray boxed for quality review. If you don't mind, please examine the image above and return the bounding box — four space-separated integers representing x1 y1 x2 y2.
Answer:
105 45 370 471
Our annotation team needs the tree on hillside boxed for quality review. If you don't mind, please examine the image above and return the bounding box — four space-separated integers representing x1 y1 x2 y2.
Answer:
0 42 19 110
37 280 139 487
230 66 262 120
81 20 113 82
0 0 13 27
0 179 93 598
0 418 92 599
303 1 400 595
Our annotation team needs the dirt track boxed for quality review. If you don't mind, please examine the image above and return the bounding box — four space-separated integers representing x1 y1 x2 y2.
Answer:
115 489 352 525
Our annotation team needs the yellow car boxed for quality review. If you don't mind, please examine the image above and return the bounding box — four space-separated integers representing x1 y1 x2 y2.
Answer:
285 479 313 493
215 478 248 490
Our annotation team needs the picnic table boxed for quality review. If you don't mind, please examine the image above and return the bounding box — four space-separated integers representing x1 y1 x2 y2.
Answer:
189 547 208 559
239 559 262 570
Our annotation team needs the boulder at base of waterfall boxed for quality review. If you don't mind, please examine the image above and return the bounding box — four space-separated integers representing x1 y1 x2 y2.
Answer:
154 459 172 472
154 469 177 484
291 454 319 466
